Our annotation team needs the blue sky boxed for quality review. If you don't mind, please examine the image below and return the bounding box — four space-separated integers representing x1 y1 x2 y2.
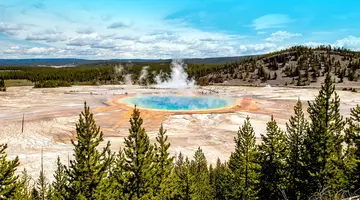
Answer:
0 0 359 59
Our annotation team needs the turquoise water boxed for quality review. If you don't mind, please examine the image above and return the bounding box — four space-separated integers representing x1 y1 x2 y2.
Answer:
121 95 234 111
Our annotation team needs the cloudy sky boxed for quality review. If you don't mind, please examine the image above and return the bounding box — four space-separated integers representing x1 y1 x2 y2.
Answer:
0 0 359 59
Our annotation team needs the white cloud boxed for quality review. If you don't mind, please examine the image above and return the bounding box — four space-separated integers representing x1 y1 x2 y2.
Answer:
113 35 139 41
25 30 67 43
0 23 23 35
265 31 302 42
67 33 103 46
1 1 359 60
90 39 117 49
302 42 328 48
76 27 95 34
107 22 132 29
25 47 56 55
138 33 179 43
252 14 293 30
302 36 360 51
3 33 360 59
239 43 278 54
3 46 21 54
0 3 251 59
333 35 360 51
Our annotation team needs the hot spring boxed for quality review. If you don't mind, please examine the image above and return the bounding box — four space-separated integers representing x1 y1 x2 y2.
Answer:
120 95 236 111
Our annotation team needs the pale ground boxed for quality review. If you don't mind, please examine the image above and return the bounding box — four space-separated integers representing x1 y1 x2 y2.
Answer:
0 85 359 182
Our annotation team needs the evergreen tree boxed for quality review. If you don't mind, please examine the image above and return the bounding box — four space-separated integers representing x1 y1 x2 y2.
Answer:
46 186 53 200
286 99 308 199
208 164 215 197
189 147 213 200
344 105 360 191
212 158 231 200
122 106 154 199
12 169 32 200
94 175 119 200
31 187 40 200
50 157 68 200
0 143 20 199
303 73 346 197
171 153 191 200
228 117 260 199
259 116 288 200
36 150 47 200
153 124 174 198
112 148 128 199
65 102 113 200
0 79 4 88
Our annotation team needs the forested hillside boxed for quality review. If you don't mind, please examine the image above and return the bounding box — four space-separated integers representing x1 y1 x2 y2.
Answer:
198 45 360 87
0 74 359 199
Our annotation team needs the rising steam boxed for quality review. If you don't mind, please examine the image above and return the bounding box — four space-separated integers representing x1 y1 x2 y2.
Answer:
114 64 133 85
139 66 149 85
156 59 195 88
114 64 124 74
125 74 133 85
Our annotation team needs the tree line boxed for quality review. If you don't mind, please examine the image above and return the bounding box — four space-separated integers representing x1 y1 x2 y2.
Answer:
1 45 360 88
0 74 360 199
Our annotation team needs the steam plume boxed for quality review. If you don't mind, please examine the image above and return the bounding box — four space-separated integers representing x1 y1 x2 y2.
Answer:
156 59 195 88
139 66 149 85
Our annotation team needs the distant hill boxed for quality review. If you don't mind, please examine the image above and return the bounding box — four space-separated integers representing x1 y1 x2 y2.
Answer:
198 45 360 88
0 56 252 66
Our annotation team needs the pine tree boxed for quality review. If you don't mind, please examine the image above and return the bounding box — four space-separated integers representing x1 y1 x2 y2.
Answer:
189 147 213 200
31 187 40 200
208 164 215 196
286 99 308 199
171 153 191 200
0 79 5 90
12 169 32 200
303 73 346 197
344 105 360 191
0 143 20 199
212 158 231 200
36 150 47 200
50 157 68 200
228 117 260 199
259 116 288 200
153 124 174 198
65 102 113 200
94 175 119 200
122 106 154 199
112 148 129 199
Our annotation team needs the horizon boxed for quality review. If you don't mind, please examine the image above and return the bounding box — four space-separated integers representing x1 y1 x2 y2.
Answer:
1 0 360 59
0 55 250 61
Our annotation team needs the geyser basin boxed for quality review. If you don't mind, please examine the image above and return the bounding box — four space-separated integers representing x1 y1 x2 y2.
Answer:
121 95 235 111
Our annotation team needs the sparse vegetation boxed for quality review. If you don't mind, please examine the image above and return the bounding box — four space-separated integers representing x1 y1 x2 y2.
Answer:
199 45 360 86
